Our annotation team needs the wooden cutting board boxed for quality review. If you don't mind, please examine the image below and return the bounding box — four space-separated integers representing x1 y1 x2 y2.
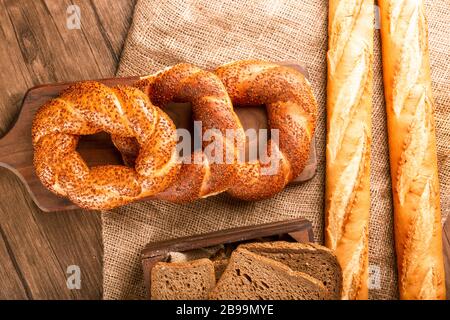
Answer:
0 62 317 212
141 218 314 299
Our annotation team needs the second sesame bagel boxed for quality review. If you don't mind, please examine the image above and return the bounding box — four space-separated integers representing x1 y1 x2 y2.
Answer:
215 60 317 200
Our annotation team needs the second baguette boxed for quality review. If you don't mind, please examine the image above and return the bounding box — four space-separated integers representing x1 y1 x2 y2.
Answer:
379 0 446 300
325 0 373 299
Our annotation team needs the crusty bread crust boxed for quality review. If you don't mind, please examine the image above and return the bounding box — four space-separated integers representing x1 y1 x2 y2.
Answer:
325 0 373 300
33 61 318 209
132 60 318 201
215 60 317 200
379 0 446 300
32 82 180 210
134 63 242 202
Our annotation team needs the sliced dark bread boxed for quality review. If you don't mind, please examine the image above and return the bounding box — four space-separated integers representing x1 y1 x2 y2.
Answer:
239 241 342 299
213 258 229 281
209 248 328 300
151 258 215 300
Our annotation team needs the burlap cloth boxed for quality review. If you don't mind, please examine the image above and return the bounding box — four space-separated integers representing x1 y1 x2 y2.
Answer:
103 0 450 300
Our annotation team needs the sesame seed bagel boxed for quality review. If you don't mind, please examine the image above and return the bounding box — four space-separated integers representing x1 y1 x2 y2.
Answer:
32 81 180 210
132 63 243 202
32 61 318 209
215 60 317 200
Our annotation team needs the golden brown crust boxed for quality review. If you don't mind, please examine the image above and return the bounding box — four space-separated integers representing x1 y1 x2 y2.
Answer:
32 82 180 210
33 61 318 208
215 60 317 200
325 0 373 300
133 63 242 202
379 0 446 300
132 61 317 201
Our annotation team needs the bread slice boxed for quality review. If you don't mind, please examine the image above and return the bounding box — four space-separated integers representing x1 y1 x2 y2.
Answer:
239 241 342 299
151 258 215 300
213 258 228 281
209 248 328 300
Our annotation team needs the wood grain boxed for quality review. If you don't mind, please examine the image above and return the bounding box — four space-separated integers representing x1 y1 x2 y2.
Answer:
0 0 135 300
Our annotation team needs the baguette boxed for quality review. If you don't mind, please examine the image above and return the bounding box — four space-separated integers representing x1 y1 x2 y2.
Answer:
379 0 446 300
325 0 373 300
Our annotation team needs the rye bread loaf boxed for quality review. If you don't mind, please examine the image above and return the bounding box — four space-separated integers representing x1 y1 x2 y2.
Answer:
151 258 215 300
239 241 342 299
209 248 328 300
213 258 229 281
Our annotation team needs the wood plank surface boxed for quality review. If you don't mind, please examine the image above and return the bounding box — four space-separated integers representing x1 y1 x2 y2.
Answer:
0 0 135 300
0 0 448 300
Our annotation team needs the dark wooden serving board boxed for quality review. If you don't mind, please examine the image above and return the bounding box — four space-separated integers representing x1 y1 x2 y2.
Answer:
141 218 314 299
0 62 317 212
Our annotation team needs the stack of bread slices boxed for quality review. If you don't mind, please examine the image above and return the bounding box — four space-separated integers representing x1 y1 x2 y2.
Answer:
150 242 342 300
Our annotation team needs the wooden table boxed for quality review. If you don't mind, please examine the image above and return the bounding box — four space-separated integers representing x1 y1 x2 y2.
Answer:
0 0 448 300
0 0 135 300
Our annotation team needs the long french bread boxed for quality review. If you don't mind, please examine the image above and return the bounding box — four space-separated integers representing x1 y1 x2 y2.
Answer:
379 0 446 300
325 0 373 300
